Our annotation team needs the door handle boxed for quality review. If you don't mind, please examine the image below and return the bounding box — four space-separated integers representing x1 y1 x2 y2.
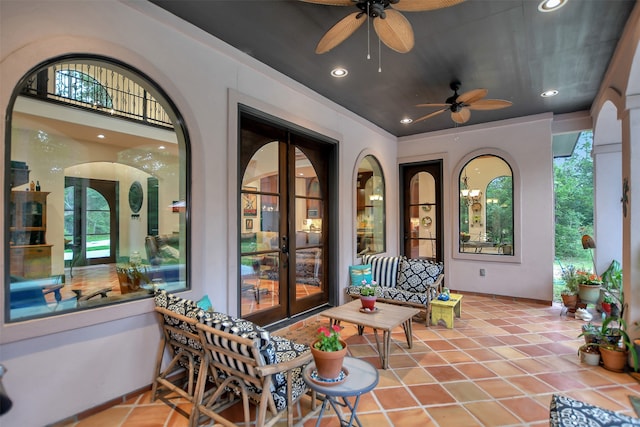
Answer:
281 236 289 268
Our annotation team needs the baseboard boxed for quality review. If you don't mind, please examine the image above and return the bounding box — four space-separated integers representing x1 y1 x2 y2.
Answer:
449 289 551 306
47 371 186 427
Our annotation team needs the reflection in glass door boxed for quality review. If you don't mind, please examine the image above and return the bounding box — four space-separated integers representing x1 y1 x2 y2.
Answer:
64 177 117 269
239 112 333 326
401 162 443 262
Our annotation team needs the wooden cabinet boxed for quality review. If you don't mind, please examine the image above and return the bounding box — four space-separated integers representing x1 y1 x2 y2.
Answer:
10 191 52 278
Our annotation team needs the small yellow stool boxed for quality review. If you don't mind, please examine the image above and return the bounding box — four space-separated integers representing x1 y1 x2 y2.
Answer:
430 293 463 328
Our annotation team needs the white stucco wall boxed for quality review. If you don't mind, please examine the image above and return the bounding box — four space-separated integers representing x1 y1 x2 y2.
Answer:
398 115 556 302
0 1 397 425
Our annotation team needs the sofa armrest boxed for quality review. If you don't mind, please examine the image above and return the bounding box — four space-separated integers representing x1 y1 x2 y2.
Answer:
430 274 444 294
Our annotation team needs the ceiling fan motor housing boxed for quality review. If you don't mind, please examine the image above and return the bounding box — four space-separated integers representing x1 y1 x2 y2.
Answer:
357 1 391 18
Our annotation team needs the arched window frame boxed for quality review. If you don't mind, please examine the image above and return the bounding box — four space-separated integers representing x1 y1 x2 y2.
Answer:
453 149 521 263
2 54 191 343
353 152 386 258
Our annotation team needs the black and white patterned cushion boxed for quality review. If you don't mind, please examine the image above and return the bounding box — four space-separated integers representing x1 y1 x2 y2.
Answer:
361 255 402 288
550 394 640 426
199 316 309 411
381 286 436 305
397 259 443 293
201 312 271 351
154 290 205 370
268 335 310 410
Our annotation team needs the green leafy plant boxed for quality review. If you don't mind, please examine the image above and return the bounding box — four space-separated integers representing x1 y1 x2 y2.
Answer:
560 264 579 295
588 316 639 372
314 325 343 352
360 280 378 297
602 260 622 292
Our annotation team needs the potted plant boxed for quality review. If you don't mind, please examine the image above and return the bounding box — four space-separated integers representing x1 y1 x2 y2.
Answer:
359 279 378 311
601 294 614 316
595 316 638 373
601 260 623 317
310 325 348 380
580 322 599 344
559 264 579 311
116 263 150 294
578 343 601 366
576 269 602 305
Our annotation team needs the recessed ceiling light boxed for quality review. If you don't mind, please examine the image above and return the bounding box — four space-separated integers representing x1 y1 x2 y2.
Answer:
541 89 559 97
400 118 413 124
330 68 348 78
97 134 105 139
538 0 567 12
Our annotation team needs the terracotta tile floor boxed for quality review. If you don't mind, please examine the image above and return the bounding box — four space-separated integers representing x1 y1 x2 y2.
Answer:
55 295 640 426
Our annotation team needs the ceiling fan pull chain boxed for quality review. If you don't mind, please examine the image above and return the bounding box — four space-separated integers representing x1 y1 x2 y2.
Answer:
367 2 371 59
378 36 382 72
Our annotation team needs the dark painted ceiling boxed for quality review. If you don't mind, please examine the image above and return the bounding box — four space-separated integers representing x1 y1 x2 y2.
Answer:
150 0 635 138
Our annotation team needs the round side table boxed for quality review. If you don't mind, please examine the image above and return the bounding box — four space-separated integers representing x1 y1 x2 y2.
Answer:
303 357 379 427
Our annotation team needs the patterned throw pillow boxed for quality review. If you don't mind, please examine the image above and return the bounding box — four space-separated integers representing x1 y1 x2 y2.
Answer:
397 259 443 293
349 264 372 286
361 255 402 288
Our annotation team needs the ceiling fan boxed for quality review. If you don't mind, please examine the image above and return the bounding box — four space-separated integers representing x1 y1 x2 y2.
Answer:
301 0 465 54
414 81 513 124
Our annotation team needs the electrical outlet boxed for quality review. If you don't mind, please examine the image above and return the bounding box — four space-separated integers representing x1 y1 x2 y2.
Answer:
480 268 486 277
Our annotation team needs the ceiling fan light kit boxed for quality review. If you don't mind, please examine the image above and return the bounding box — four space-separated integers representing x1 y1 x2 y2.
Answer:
302 0 465 54
415 81 512 125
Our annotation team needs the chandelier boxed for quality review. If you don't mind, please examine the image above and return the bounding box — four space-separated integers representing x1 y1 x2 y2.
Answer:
460 172 482 206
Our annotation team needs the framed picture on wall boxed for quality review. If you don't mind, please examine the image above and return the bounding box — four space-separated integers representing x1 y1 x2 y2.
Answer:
242 186 257 217
245 218 253 230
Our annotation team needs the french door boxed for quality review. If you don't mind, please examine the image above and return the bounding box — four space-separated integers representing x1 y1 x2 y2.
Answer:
64 177 118 269
400 161 443 262
239 111 334 326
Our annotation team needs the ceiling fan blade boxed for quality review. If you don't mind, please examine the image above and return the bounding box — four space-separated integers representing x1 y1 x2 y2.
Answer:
457 88 487 104
451 108 471 124
393 0 465 12
299 0 355 6
373 9 414 53
416 103 450 108
316 12 367 54
413 108 448 123
467 99 513 110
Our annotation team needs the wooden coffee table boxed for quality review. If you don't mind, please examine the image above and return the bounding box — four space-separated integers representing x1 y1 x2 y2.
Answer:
320 300 420 369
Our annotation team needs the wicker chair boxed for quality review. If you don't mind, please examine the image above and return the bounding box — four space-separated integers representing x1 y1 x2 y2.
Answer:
152 292 214 422
192 314 320 427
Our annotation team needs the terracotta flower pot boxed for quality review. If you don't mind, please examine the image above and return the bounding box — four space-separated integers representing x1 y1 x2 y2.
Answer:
561 294 578 311
599 346 628 372
311 339 348 380
360 296 376 311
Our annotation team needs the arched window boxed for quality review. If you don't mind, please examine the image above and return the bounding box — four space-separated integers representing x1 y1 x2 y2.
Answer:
6 56 189 322
459 155 514 257
356 155 385 256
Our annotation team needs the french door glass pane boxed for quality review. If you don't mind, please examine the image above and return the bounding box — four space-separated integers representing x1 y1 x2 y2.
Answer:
241 141 281 317
409 172 436 260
